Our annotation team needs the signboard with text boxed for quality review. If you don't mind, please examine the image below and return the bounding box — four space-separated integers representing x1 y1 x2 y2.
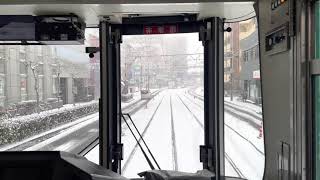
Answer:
253 70 260 79
144 25 178 34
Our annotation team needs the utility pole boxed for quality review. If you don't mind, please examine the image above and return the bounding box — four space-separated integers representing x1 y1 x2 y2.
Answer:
140 64 143 90
230 72 233 101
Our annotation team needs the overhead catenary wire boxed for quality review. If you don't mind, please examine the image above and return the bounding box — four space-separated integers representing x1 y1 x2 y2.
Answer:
224 15 257 23
224 11 255 21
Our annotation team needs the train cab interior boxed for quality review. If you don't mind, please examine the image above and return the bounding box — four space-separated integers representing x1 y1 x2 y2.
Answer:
0 0 317 179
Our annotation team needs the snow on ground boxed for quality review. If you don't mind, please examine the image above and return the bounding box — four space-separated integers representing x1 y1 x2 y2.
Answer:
122 88 160 109
224 113 264 153
183 89 264 179
122 92 141 109
122 92 173 177
225 105 262 127
225 126 264 180
0 113 99 151
121 89 204 178
193 86 262 116
25 113 99 151
195 87 204 97
84 88 264 180
121 91 165 177
61 100 98 109
224 97 262 115
170 92 203 172
3 100 98 123
85 144 99 164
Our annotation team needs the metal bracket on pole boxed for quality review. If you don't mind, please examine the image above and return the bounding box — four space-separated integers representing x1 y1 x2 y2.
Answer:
111 143 123 161
199 22 212 46
310 59 320 75
200 145 214 170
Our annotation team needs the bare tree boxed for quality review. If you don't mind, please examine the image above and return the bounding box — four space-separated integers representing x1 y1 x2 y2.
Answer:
52 59 63 103
22 61 41 110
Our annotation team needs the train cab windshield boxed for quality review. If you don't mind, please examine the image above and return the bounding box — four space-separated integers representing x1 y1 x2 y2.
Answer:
0 3 267 180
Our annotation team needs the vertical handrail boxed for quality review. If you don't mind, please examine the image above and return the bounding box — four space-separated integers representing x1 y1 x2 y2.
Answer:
122 113 161 170
121 113 155 170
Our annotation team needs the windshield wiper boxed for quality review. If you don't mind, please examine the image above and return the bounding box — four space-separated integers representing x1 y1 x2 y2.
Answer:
121 113 161 170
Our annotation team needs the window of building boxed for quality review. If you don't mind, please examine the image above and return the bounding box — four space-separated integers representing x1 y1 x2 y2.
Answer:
0 76 5 106
20 62 27 75
0 46 5 60
224 59 231 69
0 76 5 97
52 66 57 76
37 63 44 75
0 50 5 105
224 73 230 82
19 46 27 61
52 77 59 95
243 51 248 62
0 59 5 74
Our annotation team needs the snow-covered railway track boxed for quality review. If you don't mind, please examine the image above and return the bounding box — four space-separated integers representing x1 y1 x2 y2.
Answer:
169 95 178 170
188 90 261 129
176 94 245 179
122 89 162 115
182 93 264 156
121 96 165 173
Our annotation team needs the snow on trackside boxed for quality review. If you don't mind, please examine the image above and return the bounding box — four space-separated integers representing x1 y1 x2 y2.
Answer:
224 96 262 115
84 89 265 180
0 113 99 151
122 88 160 109
183 88 265 179
225 126 264 180
121 91 165 176
25 114 98 151
85 144 100 164
225 113 264 153
122 92 141 109
193 86 262 116
194 87 204 97
3 100 98 123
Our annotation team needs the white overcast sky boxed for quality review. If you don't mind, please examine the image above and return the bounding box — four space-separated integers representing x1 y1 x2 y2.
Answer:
54 29 202 65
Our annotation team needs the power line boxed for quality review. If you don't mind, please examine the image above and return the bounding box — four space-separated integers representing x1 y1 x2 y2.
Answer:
130 53 204 58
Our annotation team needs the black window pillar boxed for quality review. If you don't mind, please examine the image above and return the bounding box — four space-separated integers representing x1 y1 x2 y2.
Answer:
99 20 122 173
201 17 225 178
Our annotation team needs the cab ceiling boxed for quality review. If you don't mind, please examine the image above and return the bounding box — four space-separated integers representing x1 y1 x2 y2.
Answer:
0 2 255 26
